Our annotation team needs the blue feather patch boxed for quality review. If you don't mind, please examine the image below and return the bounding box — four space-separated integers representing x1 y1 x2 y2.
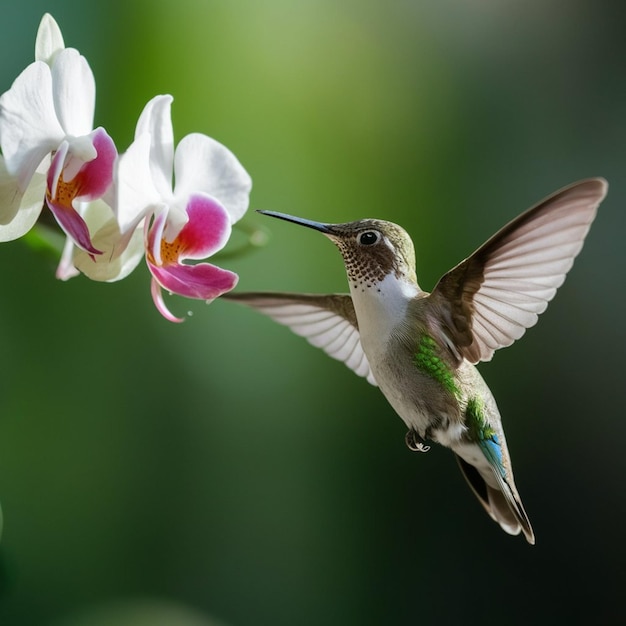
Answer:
466 397 505 477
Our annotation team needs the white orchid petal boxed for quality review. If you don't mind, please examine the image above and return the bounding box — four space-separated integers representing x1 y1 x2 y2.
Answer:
51 48 95 136
0 157 24 224
56 236 80 280
115 132 162 234
0 165 46 240
134 95 174 198
173 133 252 224
67 134 97 163
162 204 188 242
61 134 98 183
47 139 68 198
103 228 145 281
0 203 42 241
148 209 167 266
72 199 145 282
35 14 65 64
0 61 64 187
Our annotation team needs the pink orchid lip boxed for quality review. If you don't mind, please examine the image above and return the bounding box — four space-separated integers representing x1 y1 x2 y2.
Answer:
148 257 238 322
46 127 117 255
149 263 239 323
161 193 232 261
149 261 239 300
46 194 101 257
150 275 185 323
145 193 237 321
147 210 167 267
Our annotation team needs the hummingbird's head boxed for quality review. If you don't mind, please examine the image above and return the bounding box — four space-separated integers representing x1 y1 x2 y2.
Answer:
258 211 418 289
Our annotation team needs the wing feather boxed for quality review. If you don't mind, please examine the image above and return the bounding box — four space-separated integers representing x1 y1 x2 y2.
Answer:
222 292 377 385
430 178 607 363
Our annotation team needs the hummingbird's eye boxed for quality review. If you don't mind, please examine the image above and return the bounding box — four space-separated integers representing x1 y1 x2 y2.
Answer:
358 230 380 246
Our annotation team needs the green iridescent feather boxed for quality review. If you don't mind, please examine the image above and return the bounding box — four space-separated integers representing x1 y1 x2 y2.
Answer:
466 397 494 438
413 335 460 396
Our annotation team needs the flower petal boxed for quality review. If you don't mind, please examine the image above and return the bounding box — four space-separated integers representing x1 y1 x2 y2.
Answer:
0 158 46 240
35 14 65 65
173 133 252 224
115 131 162 234
161 205 189 243
50 48 95 136
47 138 68 200
151 276 185 323
72 199 145 282
165 193 232 261
56 236 80 280
46 196 100 255
44 126 116 255
147 209 167 266
46 139 107 256
134 95 174 199
70 128 117 200
47 127 116 202
0 156 26 225
0 61 64 188
149 259 238 301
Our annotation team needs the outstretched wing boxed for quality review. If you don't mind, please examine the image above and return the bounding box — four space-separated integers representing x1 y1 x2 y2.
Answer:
223 292 377 385
430 177 608 363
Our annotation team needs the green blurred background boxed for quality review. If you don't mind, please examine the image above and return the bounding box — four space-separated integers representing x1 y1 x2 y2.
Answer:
1 1 625 624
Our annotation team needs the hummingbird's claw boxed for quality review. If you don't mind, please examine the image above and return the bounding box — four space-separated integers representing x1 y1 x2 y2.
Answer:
405 429 431 453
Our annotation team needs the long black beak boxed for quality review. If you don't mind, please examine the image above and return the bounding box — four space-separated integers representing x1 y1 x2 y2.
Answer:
257 210 332 234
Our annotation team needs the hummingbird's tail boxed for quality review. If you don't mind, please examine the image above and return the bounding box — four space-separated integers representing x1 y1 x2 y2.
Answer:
455 455 535 545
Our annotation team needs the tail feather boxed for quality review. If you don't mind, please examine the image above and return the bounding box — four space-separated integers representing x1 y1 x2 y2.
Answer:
486 485 524 536
455 454 535 544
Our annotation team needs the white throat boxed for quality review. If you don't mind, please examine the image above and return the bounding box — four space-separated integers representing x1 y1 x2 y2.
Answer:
349 273 421 353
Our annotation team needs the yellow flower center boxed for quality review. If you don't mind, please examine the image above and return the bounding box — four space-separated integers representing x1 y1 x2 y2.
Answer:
158 236 185 266
47 170 79 209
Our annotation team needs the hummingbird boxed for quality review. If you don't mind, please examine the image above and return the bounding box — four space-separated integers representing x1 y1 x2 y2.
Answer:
224 178 608 544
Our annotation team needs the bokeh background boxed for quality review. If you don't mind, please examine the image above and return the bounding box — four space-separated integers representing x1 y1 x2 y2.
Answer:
1 1 625 624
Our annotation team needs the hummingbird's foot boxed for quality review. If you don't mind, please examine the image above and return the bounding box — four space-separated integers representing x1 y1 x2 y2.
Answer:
405 429 431 453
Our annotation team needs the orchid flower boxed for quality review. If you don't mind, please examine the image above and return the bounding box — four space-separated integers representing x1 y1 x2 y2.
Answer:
71 94 252 322
0 14 116 254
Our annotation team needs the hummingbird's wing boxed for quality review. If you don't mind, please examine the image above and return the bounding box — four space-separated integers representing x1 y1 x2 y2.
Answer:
429 178 607 363
222 292 377 385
